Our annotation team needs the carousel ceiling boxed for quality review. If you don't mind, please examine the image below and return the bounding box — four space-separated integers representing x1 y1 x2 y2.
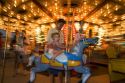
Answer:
0 0 125 32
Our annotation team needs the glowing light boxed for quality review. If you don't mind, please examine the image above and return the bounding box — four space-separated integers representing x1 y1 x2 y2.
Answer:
14 0 17 7
121 15 125 20
3 7 7 12
100 9 103 14
112 16 118 21
49 8 52 11
95 0 98 5
97 27 105 45
7 4 11 9
74 17 77 20
10 11 14 15
82 23 89 30
23 5 26 10
106 4 109 9
57 16 60 18
91 17 94 20
24 16 28 21
30 3 33 8
60 9 63 14
45 2 48 7
99 21 103 24
41 25 45 32
35 27 41 34
55 3 57 6
84 1 87 5
115 5 118 11
17 14 21 19
54 13 56 15
50 19 54 22
38 8 40 13
22 0 25 2
28 14 31 17
8 14 12 17
104 14 107 17
0 18 4 25
108 10 110 14
74 22 81 31
34 13 37 16
51 23 56 28
94 25 99 32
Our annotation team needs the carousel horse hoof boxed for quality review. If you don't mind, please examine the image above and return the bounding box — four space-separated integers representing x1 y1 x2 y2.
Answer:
28 81 34 83
78 80 82 83
26 65 32 71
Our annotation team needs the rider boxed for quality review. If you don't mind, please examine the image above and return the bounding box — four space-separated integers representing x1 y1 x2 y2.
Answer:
28 19 66 83
47 19 65 44
27 32 66 67
45 32 66 60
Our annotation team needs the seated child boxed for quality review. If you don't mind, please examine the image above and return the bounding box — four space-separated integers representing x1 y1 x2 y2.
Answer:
45 32 66 60
27 32 66 66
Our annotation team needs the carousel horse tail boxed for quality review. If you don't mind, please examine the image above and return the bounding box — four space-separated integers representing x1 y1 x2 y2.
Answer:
29 56 49 83
29 64 49 83
27 55 35 67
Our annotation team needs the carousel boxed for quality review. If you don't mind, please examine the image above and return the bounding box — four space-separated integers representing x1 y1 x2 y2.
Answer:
0 0 125 83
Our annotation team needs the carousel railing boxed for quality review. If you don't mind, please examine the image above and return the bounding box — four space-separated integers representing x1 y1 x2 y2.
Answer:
106 43 125 82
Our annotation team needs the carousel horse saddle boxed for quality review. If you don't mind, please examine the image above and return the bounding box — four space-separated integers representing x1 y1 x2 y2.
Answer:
44 52 81 65
45 52 67 65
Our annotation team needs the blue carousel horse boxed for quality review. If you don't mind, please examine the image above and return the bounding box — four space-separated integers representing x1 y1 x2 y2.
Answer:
28 37 98 83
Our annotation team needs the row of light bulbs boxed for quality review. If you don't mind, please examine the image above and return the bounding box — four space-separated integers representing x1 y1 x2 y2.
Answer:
1 0 125 26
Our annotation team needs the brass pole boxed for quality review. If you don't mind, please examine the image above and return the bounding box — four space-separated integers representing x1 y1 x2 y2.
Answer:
66 0 71 52
1 19 9 83
65 1 71 83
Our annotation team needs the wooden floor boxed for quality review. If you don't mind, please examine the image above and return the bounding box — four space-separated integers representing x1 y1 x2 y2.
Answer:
0 53 124 83
0 58 109 83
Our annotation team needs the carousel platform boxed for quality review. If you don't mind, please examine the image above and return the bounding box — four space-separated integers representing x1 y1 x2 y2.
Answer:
0 51 125 83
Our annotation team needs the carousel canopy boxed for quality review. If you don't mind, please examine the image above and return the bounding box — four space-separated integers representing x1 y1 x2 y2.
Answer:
0 0 125 37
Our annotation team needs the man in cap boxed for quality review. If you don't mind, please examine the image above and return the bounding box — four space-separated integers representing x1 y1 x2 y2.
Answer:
47 19 65 44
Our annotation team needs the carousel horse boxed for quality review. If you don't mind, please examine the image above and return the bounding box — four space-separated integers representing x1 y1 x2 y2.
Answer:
28 37 98 83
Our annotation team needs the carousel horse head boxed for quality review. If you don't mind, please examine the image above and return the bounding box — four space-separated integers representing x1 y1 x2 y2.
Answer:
73 33 98 51
72 37 99 54
82 37 99 47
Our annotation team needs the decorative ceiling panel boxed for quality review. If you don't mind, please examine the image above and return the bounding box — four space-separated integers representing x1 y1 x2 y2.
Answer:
0 0 125 33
